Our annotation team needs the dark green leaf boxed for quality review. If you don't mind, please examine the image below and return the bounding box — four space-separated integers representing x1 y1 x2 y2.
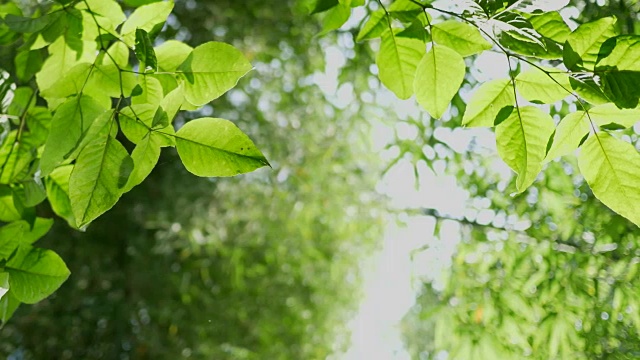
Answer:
135 28 158 72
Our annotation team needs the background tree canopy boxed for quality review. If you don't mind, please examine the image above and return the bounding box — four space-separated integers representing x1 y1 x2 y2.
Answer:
1 0 640 359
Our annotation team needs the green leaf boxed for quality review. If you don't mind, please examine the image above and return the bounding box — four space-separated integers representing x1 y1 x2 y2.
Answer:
4 13 52 33
594 35 640 108
414 45 465 118
6 246 70 304
0 186 21 222
527 12 571 43
356 10 388 42
81 0 125 30
14 49 43 82
563 16 618 71
155 40 193 71
175 118 270 177
40 95 107 176
496 106 555 192
388 0 424 24
376 31 425 100
135 28 157 72
45 165 77 228
132 76 163 107
319 3 350 34
462 78 515 127
120 1 174 46
21 218 53 245
118 105 175 146
499 32 562 59
544 111 590 162
0 221 26 260
432 20 492 57
515 66 571 104
22 179 47 207
589 103 640 129
69 120 133 227
595 35 640 70
492 12 545 48
309 0 339 14
0 132 37 184
35 37 96 97
578 133 640 226
7 87 35 116
123 133 161 193
177 42 253 106
0 290 20 324
569 74 610 105
599 70 640 109
152 106 169 128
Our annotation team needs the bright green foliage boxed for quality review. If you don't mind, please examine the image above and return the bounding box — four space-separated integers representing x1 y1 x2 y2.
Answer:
376 31 425 99
462 78 514 127
579 133 640 226
515 66 571 104
175 118 270 177
315 0 640 224
496 106 555 192
432 21 492 57
0 0 269 321
563 16 618 71
544 111 590 161
414 45 465 118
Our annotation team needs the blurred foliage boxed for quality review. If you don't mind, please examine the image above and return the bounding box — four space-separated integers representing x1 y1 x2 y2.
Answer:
0 0 385 359
397 1 640 359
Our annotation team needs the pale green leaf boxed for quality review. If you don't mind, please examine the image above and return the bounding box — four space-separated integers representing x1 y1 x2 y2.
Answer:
527 12 571 43
496 106 555 192
594 35 640 71
123 133 161 192
69 121 133 227
35 37 96 96
544 111 590 162
578 133 640 226
320 3 350 34
6 246 70 304
80 0 125 29
40 95 107 176
356 10 388 42
515 66 571 103
590 103 640 129
120 1 174 46
563 17 618 71
414 45 465 118
118 105 175 146
462 78 514 127
432 20 492 57
155 40 193 71
177 42 252 106
175 118 270 177
45 165 77 228
0 221 25 260
376 31 425 100
132 75 163 107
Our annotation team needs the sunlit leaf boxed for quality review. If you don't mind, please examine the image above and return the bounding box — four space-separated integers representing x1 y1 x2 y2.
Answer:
462 78 514 127
515 66 571 103
432 20 492 57
376 30 425 100
177 42 253 106
69 119 133 227
414 45 465 118
496 106 555 192
563 16 618 71
579 133 640 226
6 246 70 304
175 118 270 177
